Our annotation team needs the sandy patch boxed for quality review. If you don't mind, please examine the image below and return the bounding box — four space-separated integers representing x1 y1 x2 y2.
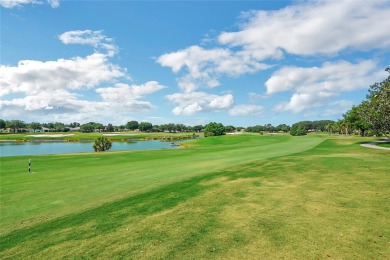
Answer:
360 141 390 150
26 134 75 138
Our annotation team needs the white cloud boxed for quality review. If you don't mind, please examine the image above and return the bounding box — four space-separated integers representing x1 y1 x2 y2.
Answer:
47 0 58 8
166 92 234 115
157 45 269 92
219 0 390 58
0 30 163 124
267 60 387 113
0 0 59 8
0 81 166 123
96 81 166 104
59 30 118 56
228 104 264 116
265 60 384 95
0 53 126 97
274 91 336 113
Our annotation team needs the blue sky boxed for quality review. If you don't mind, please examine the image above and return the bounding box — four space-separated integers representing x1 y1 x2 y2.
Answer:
1 0 389 127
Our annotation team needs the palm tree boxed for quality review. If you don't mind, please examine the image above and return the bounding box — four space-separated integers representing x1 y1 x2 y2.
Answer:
93 137 112 152
324 123 333 135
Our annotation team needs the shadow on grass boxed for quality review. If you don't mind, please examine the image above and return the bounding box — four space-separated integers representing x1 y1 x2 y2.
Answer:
1 166 265 254
0 175 206 253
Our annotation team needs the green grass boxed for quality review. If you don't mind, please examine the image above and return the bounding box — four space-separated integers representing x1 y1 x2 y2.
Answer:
377 142 390 148
1 134 389 259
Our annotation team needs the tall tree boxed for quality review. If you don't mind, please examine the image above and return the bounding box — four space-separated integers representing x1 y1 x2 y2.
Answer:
29 122 42 133
343 105 371 136
290 122 307 136
0 119 6 129
7 120 26 133
359 67 390 137
139 122 153 132
106 123 115 132
193 125 204 132
324 122 335 135
126 121 139 131
80 123 94 133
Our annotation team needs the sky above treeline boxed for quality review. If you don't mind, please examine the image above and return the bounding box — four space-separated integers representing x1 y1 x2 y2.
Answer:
1 0 389 127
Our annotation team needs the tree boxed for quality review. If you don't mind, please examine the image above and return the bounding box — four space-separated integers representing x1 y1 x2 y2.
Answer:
359 67 390 137
54 122 66 132
69 122 80 128
126 121 139 131
176 124 187 132
324 122 335 135
106 123 114 132
0 119 6 129
29 122 42 132
290 122 307 136
93 137 112 152
276 124 290 132
139 122 153 132
7 120 26 133
193 125 204 132
204 122 225 137
92 123 103 132
81 123 95 133
225 125 235 133
343 105 371 136
45 122 55 131
167 123 176 133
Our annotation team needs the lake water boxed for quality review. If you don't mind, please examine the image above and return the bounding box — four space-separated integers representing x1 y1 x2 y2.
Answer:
0 140 182 157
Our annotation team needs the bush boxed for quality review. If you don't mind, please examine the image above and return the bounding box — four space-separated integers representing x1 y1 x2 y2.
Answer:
93 137 112 152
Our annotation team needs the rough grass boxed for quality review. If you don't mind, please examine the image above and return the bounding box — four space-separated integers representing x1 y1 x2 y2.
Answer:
0 135 389 259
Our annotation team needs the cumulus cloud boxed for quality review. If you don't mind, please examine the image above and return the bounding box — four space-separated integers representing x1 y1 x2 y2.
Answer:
219 0 390 57
166 92 234 115
157 1 389 118
0 0 59 8
0 81 167 123
228 104 264 116
96 81 166 108
0 30 164 123
59 30 118 56
157 45 269 92
0 53 125 97
267 60 387 113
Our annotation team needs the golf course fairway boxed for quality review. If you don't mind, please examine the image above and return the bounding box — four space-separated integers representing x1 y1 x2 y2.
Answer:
1 134 389 259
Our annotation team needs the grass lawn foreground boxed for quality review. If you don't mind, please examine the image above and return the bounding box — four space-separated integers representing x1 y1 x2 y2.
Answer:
0 134 389 259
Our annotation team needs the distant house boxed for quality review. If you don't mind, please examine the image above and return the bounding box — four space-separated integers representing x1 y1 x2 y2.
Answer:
69 127 81 132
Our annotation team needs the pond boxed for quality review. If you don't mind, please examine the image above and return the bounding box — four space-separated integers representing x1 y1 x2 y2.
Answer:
0 140 183 157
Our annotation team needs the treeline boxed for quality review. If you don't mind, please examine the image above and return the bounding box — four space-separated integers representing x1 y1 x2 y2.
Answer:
0 120 205 134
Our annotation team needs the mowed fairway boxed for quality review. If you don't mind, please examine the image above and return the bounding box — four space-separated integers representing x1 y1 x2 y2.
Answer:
0 134 389 259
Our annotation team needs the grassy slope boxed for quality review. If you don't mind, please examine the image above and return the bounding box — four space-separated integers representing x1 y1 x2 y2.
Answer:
1 134 389 259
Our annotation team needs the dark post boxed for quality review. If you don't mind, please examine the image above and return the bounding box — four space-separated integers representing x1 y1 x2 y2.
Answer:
28 159 31 173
